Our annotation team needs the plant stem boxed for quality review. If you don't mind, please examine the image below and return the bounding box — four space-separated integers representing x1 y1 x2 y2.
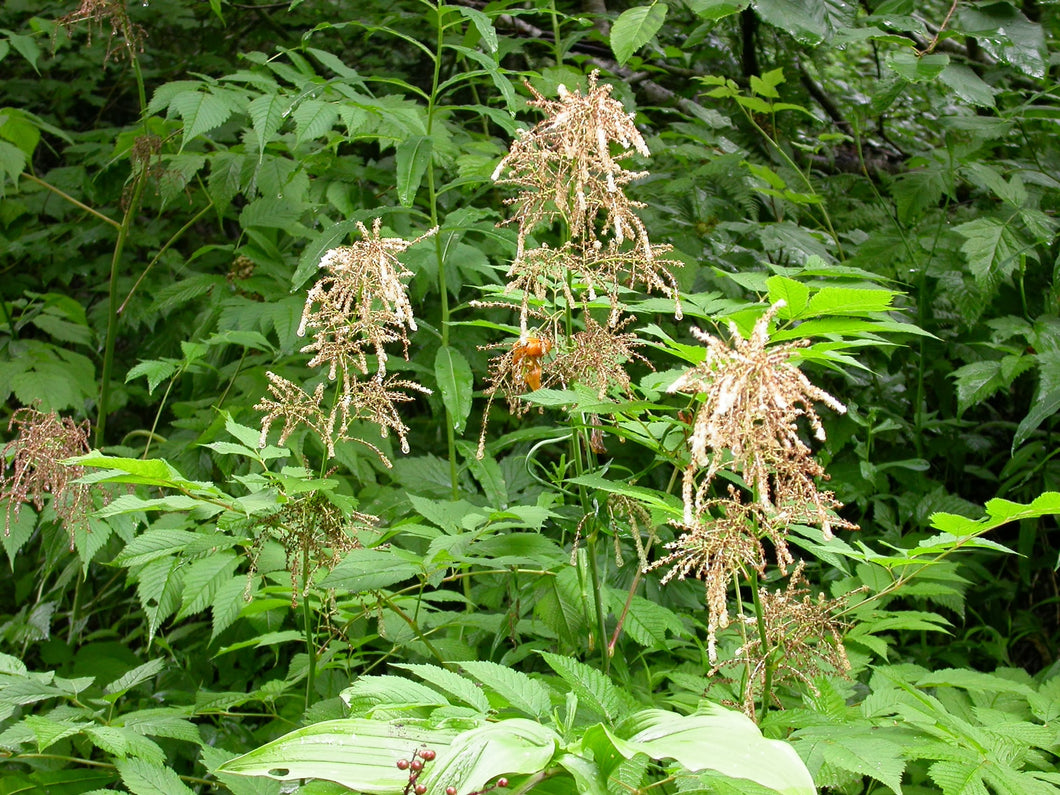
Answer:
117 201 213 315
302 545 316 708
379 593 450 667
19 172 121 229
608 568 641 656
95 173 146 447
748 568 773 720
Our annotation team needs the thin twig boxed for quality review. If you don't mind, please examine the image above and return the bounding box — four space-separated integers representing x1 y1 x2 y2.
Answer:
20 172 121 230
919 0 959 55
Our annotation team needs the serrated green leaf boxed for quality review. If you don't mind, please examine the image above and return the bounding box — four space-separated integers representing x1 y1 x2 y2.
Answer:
393 664 490 713
611 4 668 65
120 708 201 745
766 275 810 317
2 505 37 567
447 45 519 113
292 99 339 145
115 757 195 795
455 7 499 52
176 552 239 621
239 196 304 231
535 566 587 648
957 5 1046 79
113 529 199 567
247 93 286 158
342 675 451 714
11 359 91 412
135 557 185 644
22 715 90 752
955 217 1023 292
687 0 750 20
434 345 473 434
456 660 552 719
886 50 949 82
804 287 898 317
395 134 432 208
610 592 686 647
210 576 250 641
318 548 419 592
103 658 167 699
753 0 828 44
1014 386 1060 450
171 90 233 151
793 725 905 795
939 64 996 108
540 651 624 724
126 359 179 394
0 139 26 190
2 31 41 72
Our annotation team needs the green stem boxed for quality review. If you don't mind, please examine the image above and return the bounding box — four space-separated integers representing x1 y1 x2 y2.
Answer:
548 0 563 64
608 568 642 656
745 111 843 259
117 201 213 315
302 549 316 708
748 568 773 720
424 2 460 499
67 578 81 645
379 593 450 667
95 174 146 446
585 534 609 673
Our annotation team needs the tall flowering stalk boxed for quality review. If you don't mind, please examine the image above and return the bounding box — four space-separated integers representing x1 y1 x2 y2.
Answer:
254 218 435 701
653 301 856 715
480 72 683 666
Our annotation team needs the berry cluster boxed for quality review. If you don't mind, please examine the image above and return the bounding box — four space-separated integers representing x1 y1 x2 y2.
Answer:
394 751 510 795
397 747 436 795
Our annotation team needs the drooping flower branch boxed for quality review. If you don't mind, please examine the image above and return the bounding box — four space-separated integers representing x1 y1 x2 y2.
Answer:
257 219 436 465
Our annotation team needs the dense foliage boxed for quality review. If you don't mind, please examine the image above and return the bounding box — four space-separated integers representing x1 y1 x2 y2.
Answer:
1 1 1058 793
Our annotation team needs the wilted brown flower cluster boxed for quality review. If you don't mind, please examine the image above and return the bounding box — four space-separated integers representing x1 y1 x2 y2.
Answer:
727 563 852 717
479 72 681 456
657 301 855 671
256 219 436 465
257 492 375 607
0 407 93 551
59 0 145 61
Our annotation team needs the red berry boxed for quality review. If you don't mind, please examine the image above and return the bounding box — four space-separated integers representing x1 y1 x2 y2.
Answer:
446 788 457 795
396 759 410 770
497 779 509 788
415 786 427 795
420 749 436 761
410 759 424 772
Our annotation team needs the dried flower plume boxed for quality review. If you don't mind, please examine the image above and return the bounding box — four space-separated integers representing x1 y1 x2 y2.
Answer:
257 220 436 465
493 72 653 258
653 301 856 667
479 72 681 458
725 563 852 717
1 407 93 550
667 301 850 536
